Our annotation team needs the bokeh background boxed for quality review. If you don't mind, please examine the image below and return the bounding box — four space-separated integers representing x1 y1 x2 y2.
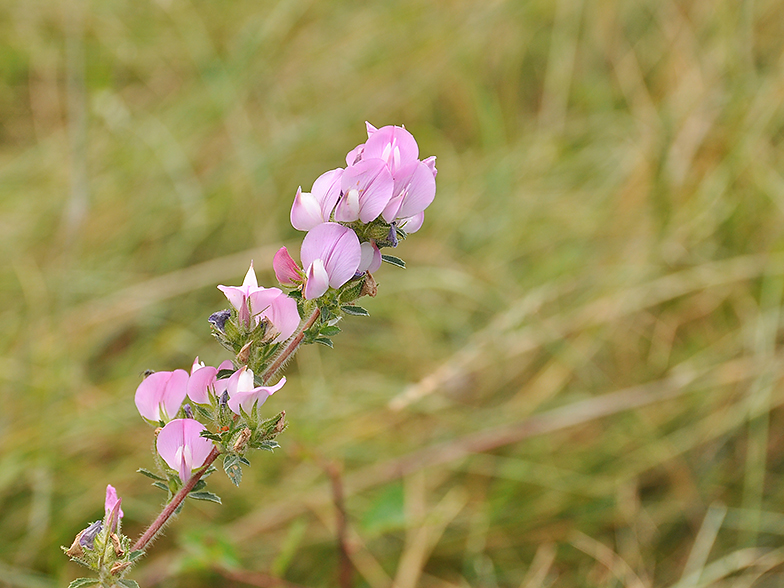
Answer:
3 0 784 586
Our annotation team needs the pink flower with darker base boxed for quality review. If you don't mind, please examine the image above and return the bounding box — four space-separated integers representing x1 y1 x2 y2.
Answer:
301 222 362 299
226 366 286 415
187 357 235 405
156 418 214 483
135 369 189 422
218 262 300 341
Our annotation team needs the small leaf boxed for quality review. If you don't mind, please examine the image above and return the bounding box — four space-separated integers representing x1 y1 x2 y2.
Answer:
128 550 145 562
314 337 334 348
381 254 406 268
341 305 369 317
320 325 341 337
239 456 251 466
68 579 99 588
223 454 243 487
118 580 141 588
258 440 281 452
199 431 222 442
137 468 165 481
152 481 169 493
216 369 234 380
192 479 207 492
188 491 222 504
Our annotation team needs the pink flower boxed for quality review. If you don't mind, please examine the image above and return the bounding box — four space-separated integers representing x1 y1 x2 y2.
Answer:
300 222 362 299
226 366 286 415
334 158 394 224
290 168 344 231
381 159 436 225
273 246 304 287
105 484 124 532
218 262 301 341
134 369 189 422
187 357 234 404
156 418 214 483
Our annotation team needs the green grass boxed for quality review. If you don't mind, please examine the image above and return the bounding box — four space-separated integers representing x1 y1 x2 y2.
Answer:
2 0 784 586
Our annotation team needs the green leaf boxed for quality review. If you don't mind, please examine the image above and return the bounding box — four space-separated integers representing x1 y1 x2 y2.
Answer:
223 454 243 487
258 440 281 452
239 456 251 466
68 579 99 588
137 468 165 481
127 550 145 561
152 481 169 493
199 430 223 442
192 479 207 492
188 491 222 504
381 254 406 268
216 368 234 380
118 580 141 588
320 325 341 337
314 337 334 348
341 305 369 317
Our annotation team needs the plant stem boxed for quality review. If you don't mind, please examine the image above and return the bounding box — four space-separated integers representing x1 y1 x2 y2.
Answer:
131 307 321 554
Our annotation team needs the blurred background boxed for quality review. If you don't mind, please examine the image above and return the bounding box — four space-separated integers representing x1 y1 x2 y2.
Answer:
2 0 784 586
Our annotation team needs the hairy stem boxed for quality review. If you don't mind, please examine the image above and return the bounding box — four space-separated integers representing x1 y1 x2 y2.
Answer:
131 307 321 555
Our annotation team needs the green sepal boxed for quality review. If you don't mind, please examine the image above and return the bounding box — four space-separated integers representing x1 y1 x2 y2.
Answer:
188 491 222 504
118 579 141 588
338 280 365 303
127 550 145 562
68 579 99 588
315 337 334 348
381 254 406 268
341 305 370 317
193 404 213 420
137 468 165 482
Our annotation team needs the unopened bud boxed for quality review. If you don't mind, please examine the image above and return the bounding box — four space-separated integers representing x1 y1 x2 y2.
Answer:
183 403 194 419
233 428 252 452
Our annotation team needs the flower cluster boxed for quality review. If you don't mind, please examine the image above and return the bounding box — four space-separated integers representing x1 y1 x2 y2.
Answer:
63 123 436 588
275 123 437 299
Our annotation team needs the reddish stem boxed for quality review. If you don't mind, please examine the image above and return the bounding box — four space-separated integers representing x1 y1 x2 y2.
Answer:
131 307 321 554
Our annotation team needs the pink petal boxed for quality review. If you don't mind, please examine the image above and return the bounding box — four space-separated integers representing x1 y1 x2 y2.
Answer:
216 285 247 313
135 369 189 421
291 187 325 231
242 261 258 289
227 377 286 415
268 293 301 341
365 121 378 137
358 241 382 273
324 227 362 288
156 419 213 482
399 211 425 234
362 125 419 176
104 485 124 521
396 160 437 219
338 159 394 223
273 246 303 286
311 168 344 220
304 258 330 299
422 155 437 178
187 365 218 404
